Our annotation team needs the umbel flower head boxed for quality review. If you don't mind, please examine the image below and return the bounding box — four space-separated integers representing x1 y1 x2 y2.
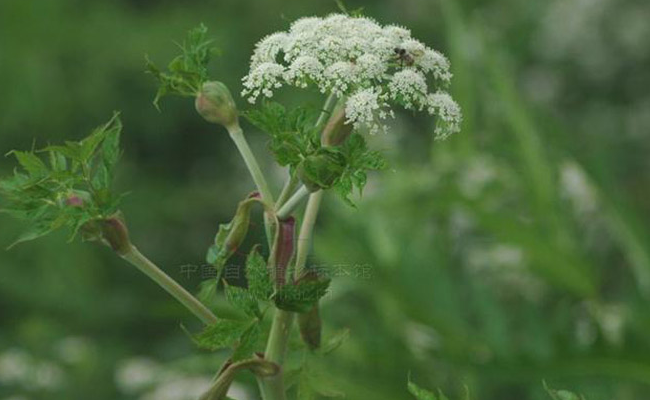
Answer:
242 13 462 139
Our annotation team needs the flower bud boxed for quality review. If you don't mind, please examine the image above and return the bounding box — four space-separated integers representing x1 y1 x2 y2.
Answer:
99 213 131 256
274 217 295 287
296 150 345 192
195 81 238 128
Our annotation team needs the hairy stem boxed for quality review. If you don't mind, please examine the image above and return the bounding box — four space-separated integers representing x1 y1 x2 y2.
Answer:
120 245 218 325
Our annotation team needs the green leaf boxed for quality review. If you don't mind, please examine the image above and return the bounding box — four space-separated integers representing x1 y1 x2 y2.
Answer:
242 102 320 170
333 133 386 205
245 246 274 301
102 119 122 170
7 222 57 249
146 24 218 108
193 319 250 351
9 150 48 177
48 150 67 172
273 277 330 313
407 379 438 400
224 282 260 318
0 114 125 248
231 320 261 361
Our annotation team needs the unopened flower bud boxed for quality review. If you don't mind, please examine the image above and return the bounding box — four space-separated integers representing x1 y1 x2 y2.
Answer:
297 151 345 192
274 217 295 287
99 213 131 256
66 195 84 207
195 81 238 128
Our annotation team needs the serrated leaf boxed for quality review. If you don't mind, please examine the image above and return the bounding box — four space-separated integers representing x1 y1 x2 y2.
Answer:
333 133 386 205
243 102 320 170
102 120 122 170
9 151 48 177
224 282 260 318
48 150 67 172
7 222 57 249
146 24 217 108
193 319 250 351
273 278 330 313
245 246 274 301
231 321 261 361
1 114 125 248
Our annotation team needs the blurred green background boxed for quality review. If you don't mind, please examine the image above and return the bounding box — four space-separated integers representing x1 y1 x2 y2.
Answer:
1 0 649 399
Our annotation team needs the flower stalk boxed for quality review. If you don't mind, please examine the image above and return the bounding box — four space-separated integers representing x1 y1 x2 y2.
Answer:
120 245 218 325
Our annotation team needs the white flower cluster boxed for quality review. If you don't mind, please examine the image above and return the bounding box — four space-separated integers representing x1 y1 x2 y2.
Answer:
242 13 461 138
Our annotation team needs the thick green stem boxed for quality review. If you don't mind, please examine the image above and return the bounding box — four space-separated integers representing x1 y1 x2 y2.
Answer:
275 174 299 209
227 122 275 247
293 190 324 278
257 95 336 400
227 123 274 204
316 94 339 127
276 185 310 220
120 245 218 325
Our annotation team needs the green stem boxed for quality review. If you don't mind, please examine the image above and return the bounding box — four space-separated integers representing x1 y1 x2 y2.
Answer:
121 245 218 325
276 185 310 219
316 94 339 127
275 174 299 209
227 122 275 246
257 95 335 400
258 310 293 400
227 123 274 205
293 190 324 278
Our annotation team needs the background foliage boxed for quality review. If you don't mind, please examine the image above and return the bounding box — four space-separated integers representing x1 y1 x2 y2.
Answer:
1 0 649 399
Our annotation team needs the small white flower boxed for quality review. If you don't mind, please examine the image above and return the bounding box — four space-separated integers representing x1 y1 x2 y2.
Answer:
242 13 461 139
388 69 428 110
322 61 358 96
284 56 324 88
426 91 462 139
356 53 387 81
345 88 393 134
382 25 412 44
289 16 323 34
419 49 452 82
250 32 288 68
241 62 286 103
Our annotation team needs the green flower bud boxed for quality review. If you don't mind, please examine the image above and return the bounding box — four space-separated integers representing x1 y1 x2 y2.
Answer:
195 81 238 128
296 149 345 192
